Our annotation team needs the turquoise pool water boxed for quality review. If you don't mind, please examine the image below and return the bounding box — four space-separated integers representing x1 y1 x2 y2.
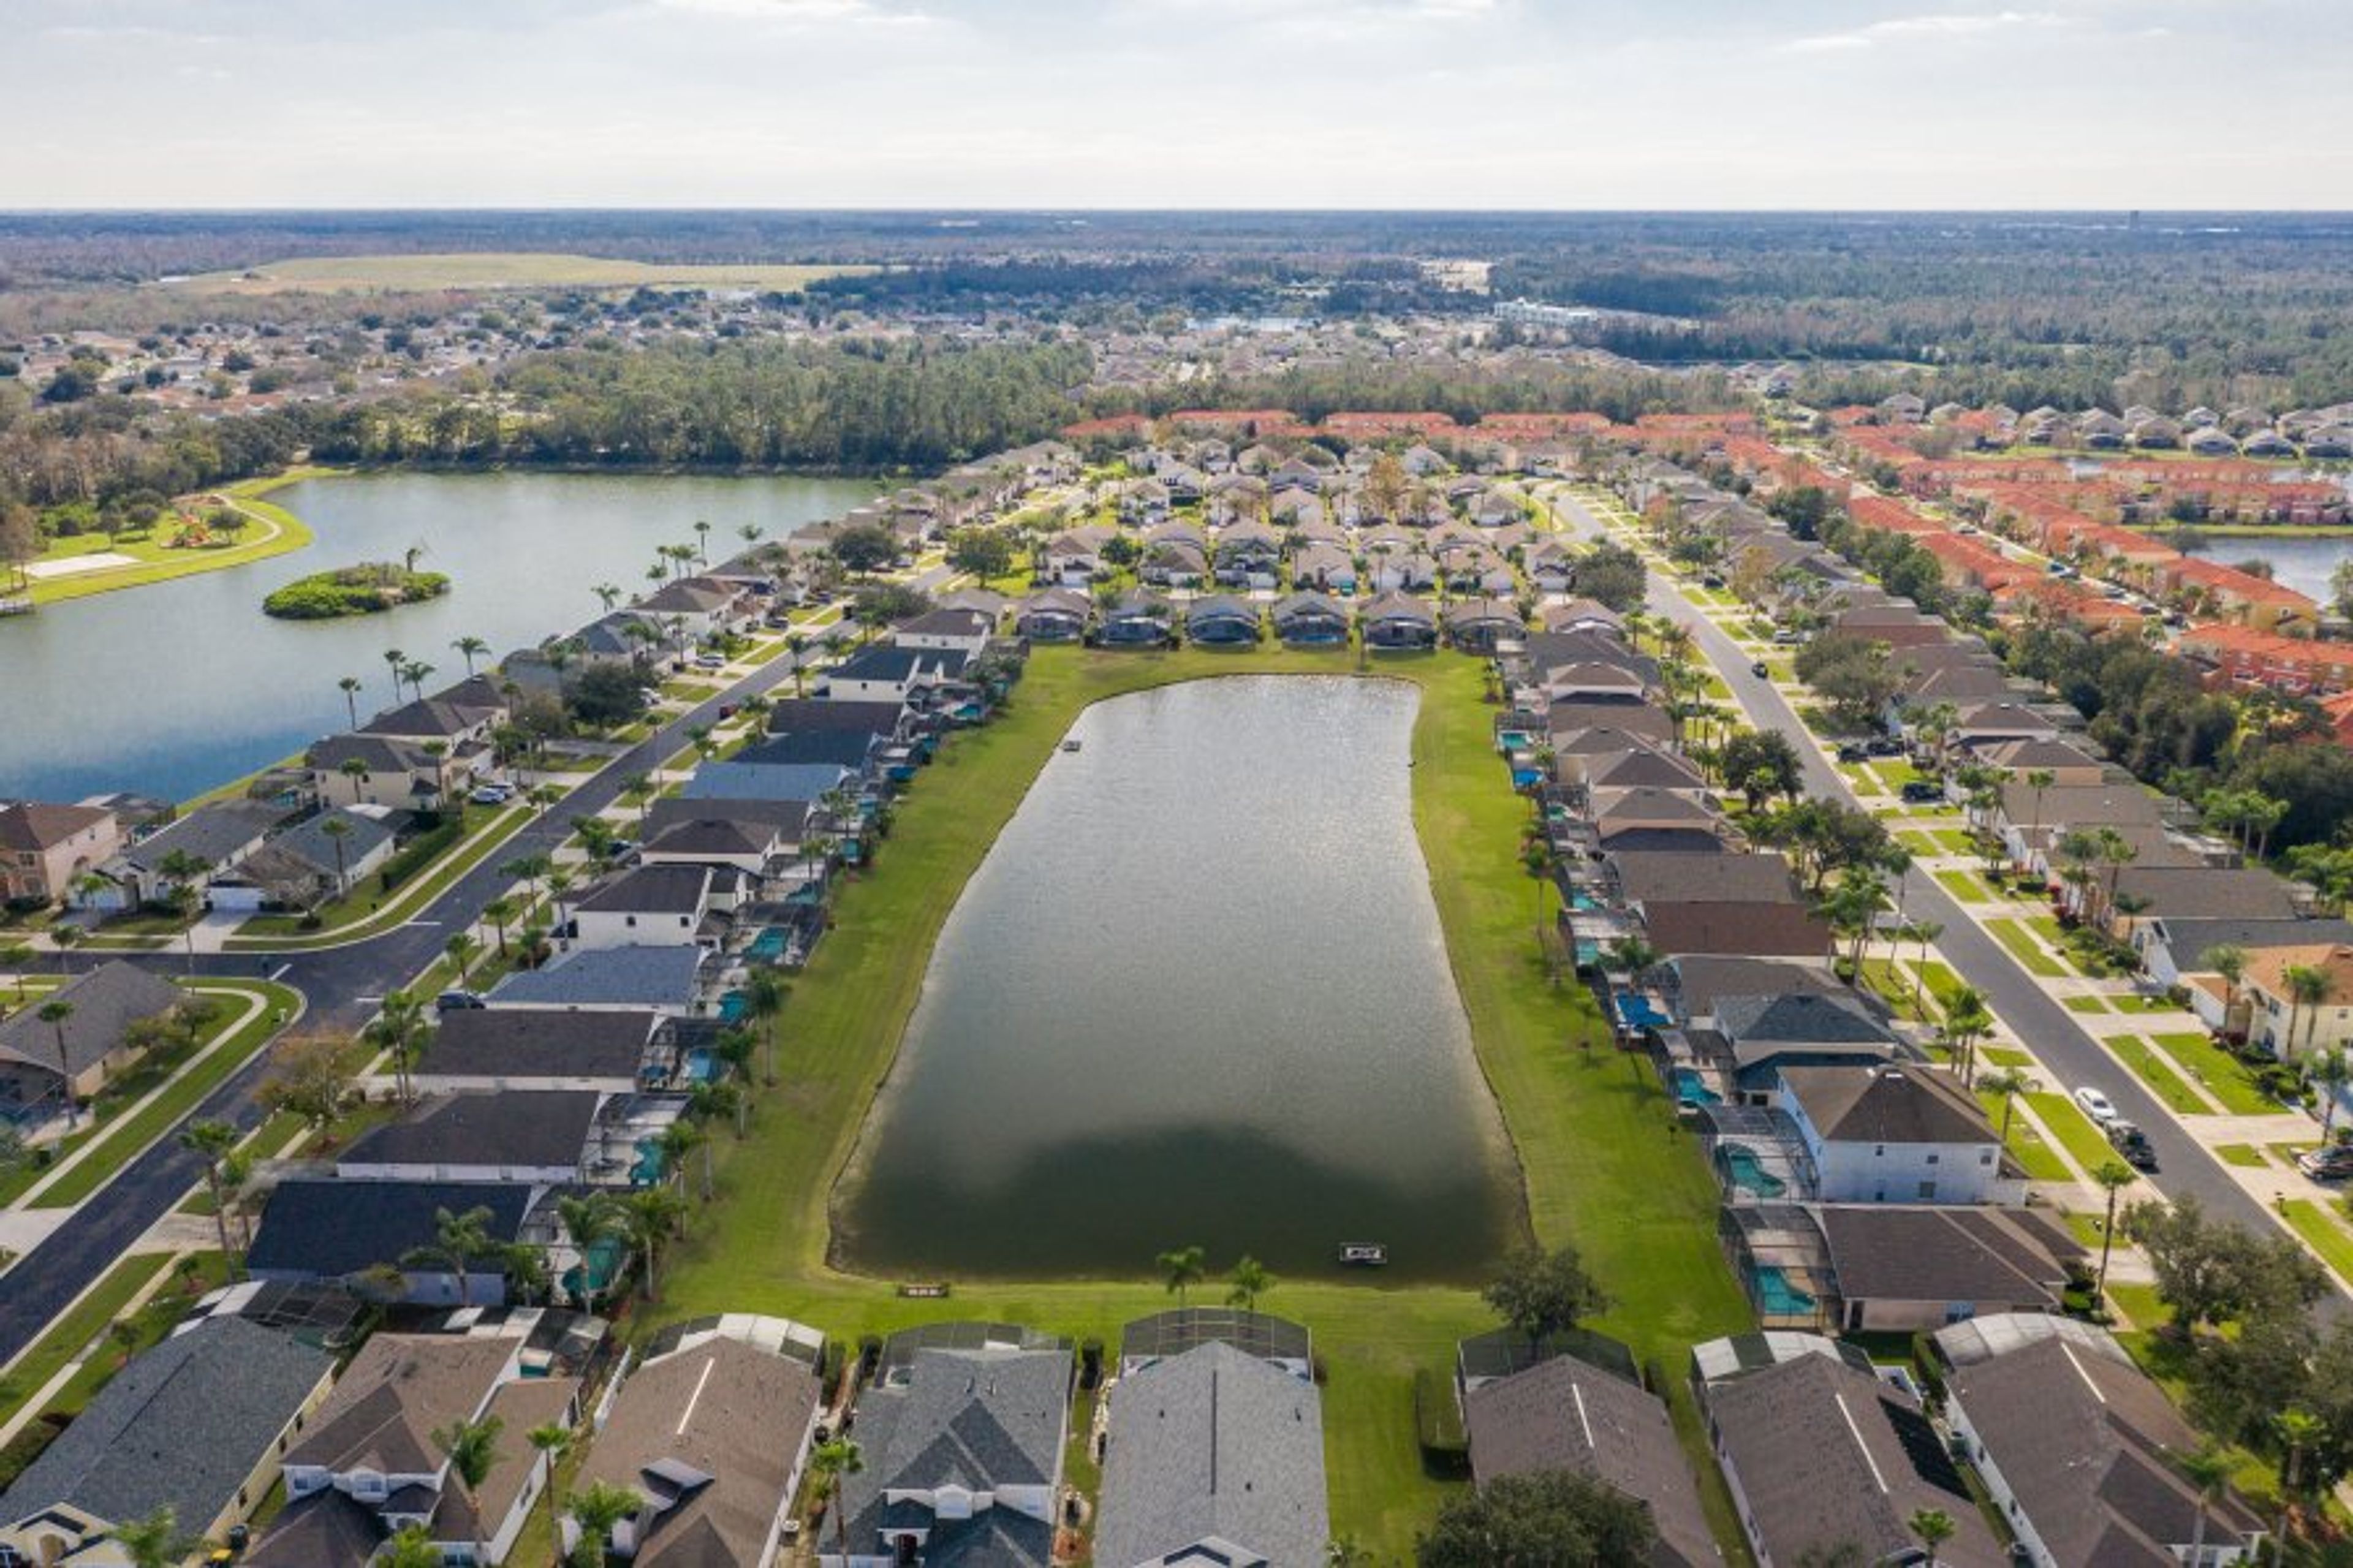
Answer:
746 928 787 961
1613 992 1667 1028
1752 1265 1815 1316
1720 1143 1786 1197
718 991 749 1023
1672 1067 1721 1107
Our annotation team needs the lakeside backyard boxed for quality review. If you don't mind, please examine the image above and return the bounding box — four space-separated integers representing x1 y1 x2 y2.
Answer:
648 644 1754 1555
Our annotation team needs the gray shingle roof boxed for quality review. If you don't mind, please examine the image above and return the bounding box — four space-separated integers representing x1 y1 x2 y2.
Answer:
1462 1352 1716 1568
575 865 712 917
248 1180 536 1281
0 1317 332 1533
1778 1064 1993 1145
487 946 707 1010
1817 1205 2082 1310
1094 1343 1327 1568
0 960 184 1081
1715 992 1894 1047
339 1091 604 1171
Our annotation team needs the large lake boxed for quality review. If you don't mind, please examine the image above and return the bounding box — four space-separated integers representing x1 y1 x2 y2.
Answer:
836 676 1523 1282
2188 534 2353 605
0 471 877 804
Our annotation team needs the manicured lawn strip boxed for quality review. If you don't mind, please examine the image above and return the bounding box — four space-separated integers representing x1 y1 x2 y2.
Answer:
1978 1094 2071 1182
23 471 322 607
2023 1091 2116 1176
2280 1201 2353 1286
0 1252 172 1422
29 983 297 1208
2215 1143 2268 1168
2106 1036 2210 1118
1981 1046 2036 1069
1933 869 1992 906
2268 1142 2319 1167
2147 1031 2279 1118
2063 994 2110 1015
650 646 1754 1558
1931 828 1979 854
1985 917 2067 978
227 805 531 949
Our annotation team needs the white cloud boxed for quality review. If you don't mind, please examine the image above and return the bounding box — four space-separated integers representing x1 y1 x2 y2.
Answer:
1784 9 2067 52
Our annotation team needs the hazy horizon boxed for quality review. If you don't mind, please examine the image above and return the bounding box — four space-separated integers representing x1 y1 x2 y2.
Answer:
8 0 2349 210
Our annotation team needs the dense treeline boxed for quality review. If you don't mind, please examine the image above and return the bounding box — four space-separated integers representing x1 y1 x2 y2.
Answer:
1091 360 1741 427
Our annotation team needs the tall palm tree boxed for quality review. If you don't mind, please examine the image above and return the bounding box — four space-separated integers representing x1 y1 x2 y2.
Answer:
481 895 517 960
622 1187 688 1302
452 635 490 676
154 848 211 975
1977 1068 2036 1152
336 675 363 729
400 659 436 702
743 966 789 1086
1 942 34 1008
318 816 354 903
1907 1508 1955 1567
181 1118 244 1274
402 1203 498 1308
556 1192 627 1312
36 999 76 1127
659 1119 710 1203
1908 918 1944 1010
809 1439 866 1559
528 1422 574 1539
2018 767 2056 870
2287 964 2335 1061
2203 943 2249 1039
1941 986 1995 1088
593 582 624 613
2179 1440 2237 1568
2093 1159 2136 1310
366 989 428 1106
1157 1244 1207 1305
1226 1255 1274 1311
434 1414 504 1565
444 931 480 987
382 646 407 704
2314 1049 2352 1140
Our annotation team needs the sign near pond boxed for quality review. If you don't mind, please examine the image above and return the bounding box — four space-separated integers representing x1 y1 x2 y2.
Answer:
835 676 1522 1282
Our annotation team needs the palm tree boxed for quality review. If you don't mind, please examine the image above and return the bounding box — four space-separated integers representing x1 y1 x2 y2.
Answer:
659 1119 710 1203
434 1414 504 1564
1 942 34 1008
743 965 789 1085
402 1203 499 1308
528 1421 574 1538
382 646 407 703
154 847 211 975
809 1438 866 1559
691 1078 746 1140
556 1192 627 1312
444 930 480 986
1941 985 1995 1088
2180 1439 2237 1568
594 581 624 613
452 634 490 676
2018 767 2057 870
337 675 363 729
2203 942 2249 1038
181 1118 244 1274
501 852 551 907
1907 1508 1955 1567
111 1505 189 1568
1226 1254 1274 1311
566 1479 641 1568
692 518 712 566
400 659 436 702
2093 1159 2136 1310
1156 1244 1207 1305
366 989 428 1106
317 816 354 904
622 1186 688 1302
2286 964 2335 1061
36 999 76 1127
2313 1048 2353 1142
339 756 374 805
1978 1067 2036 1152
481 895 517 960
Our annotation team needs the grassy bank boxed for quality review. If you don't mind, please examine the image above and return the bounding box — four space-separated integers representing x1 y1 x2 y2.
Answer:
22 470 323 607
649 645 1751 1558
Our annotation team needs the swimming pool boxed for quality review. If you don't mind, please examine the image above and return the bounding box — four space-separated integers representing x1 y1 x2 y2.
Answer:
746 927 787 961
1719 1143 1787 1197
1751 1265 1816 1316
1672 1067 1722 1107
1613 992 1667 1028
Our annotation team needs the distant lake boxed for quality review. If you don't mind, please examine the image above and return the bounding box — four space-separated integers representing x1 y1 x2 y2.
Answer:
2187 534 2352 605
835 676 1523 1282
0 471 878 804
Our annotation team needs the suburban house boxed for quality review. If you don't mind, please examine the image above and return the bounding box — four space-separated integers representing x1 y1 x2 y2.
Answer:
2242 943 2353 1056
569 1317 826 1568
1102 594 1175 648
411 1009 680 1095
2135 914 2353 1001
307 734 468 811
1289 542 1357 594
636 576 750 642
1094 1312 1328 1568
1017 588 1094 643
1933 1315 2266 1567
1211 521 1283 588
255 1330 574 1567
1184 594 1262 646
892 607 997 654
1773 1064 2021 1206
246 1180 547 1306
1042 525 1116 586
1361 591 1438 650
205 808 398 913
0 1317 335 1567
1694 1333 2006 1567
485 946 710 1017
0 801 123 907
820 645 971 706
0 960 187 1113
1458 1342 1718 1567
357 687 506 767
1442 596 1527 654
680 760 856 811
572 865 721 953
1272 592 1351 646
824 1323 1072 1567
1812 1205 2083 1331
96 800 286 909
333 1089 659 1186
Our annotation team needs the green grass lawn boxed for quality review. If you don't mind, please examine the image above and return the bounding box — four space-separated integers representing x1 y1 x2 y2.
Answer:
0 1252 173 1425
1979 1093 2072 1182
28 983 297 1208
2215 1143 2268 1168
2268 1142 2319 1167
1933 869 1994 906
21 472 320 607
2145 1032 2278 1117
2023 1091 2118 1176
2063 994 2110 1015
2280 1201 2353 1286
1981 1046 2036 1069
2112 994 2186 1016
1931 828 1979 855
647 646 1754 1558
2107 1036 2212 1118
1985 917 2068 978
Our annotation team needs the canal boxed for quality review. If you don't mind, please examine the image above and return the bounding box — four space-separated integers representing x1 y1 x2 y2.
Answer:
0 471 877 804
836 675 1523 1282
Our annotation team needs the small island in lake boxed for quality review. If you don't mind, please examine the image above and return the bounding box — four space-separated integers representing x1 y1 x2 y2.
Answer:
263 561 451 619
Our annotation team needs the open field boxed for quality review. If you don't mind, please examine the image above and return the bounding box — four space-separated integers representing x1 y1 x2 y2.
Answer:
650 645 1753 1558
171 254 875 295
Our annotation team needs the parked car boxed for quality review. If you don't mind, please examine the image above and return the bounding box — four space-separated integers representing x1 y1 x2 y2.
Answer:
1771 629 1806 645
2106 1119 2158 1171
1863 737 1903 757
1836 743 1869 763
2074 1085 2120 1124
694 652 727 670
435 990 487 1012
1749 659 1770 678
469 782 516 806
1900 780 1946 803
2297 1145 2353 1181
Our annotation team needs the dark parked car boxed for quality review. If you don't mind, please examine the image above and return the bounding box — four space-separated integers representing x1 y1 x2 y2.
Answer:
1864 737 1904 757
1749 660 1770 678
1836 743 1869 763
1900 780 1946 803
2107 1120 2158 1172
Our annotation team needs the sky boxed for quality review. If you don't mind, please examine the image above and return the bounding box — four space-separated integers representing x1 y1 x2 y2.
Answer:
5 0 2351 208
